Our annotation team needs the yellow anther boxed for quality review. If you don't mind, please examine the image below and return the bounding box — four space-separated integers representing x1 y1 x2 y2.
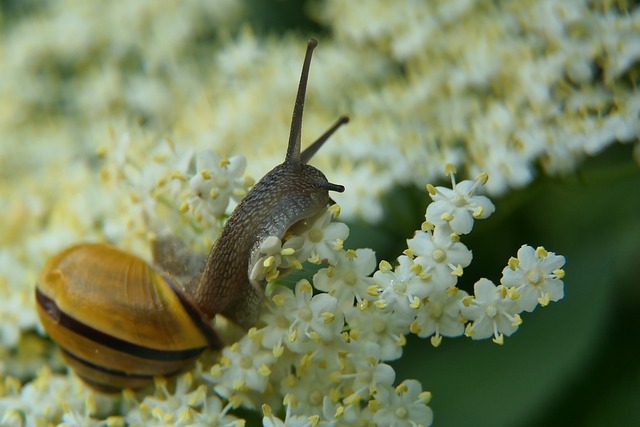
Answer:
419 272 432 280
445 163 457 177
263 256 275 268
538 293 551 307
273 345 284 358
329 204 341 218
419 390 433 404
321 311 335 324
298 279 313 294
374 299 388 309
272 294 286 306
421 221 435 231
535 246 549 258
281 247 296 256
409 296 421 309
344 393 361 406
262 404 272 417
395 383 408 394
451 264 464 277
410 320 421 334
170 170 187 181
379 260 392 273
325 265 335 278
308 253 321 264
440 212 454 222
257 364 271 376
497 286 508 298
512 313 523 326
476 172 489 185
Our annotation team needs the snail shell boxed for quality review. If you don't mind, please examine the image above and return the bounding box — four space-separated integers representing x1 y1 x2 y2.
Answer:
35 244 221 392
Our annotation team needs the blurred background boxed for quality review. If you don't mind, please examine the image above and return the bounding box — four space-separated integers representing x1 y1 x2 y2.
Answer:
1 0 639 426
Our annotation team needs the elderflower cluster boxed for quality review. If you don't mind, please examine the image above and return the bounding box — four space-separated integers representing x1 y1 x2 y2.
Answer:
312 0 640 204
0 158 567 425
95 130 255 255
198 166 565 426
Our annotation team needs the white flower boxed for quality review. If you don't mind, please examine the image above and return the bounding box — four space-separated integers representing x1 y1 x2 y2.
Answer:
262 399 324 427
345 306 407 361
259 285 298 356
127 373 205 425
286 280 344 348
501 245 566 312
280 368 338 417
321 395 367 427
188 395 244 427
0 368 116 425
340 342 395 404
249 235 305 284
372 255 433 319
407 226 473 290
210 333 276 397
366 380 433 427
295 210 349 265
313 248 376 311
425 166 495 235
411 287 468 347
186 151 249 221
127 374 242 427
461 278 523 344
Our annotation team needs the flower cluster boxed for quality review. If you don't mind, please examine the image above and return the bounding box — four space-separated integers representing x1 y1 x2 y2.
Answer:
195 167 565 426
0 141 566 427
311 0 640 206
95 131 255 255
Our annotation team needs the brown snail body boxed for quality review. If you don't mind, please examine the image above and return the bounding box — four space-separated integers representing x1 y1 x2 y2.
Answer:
35 39 346 391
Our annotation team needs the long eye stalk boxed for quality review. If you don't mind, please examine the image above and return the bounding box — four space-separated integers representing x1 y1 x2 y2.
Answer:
285 39 318 164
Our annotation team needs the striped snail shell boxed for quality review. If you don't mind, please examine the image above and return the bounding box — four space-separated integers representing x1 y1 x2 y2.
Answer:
35 39 347 392
35 244 220 392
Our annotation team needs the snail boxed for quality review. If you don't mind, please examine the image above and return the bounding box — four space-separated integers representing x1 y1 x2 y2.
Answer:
35 38 347 392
